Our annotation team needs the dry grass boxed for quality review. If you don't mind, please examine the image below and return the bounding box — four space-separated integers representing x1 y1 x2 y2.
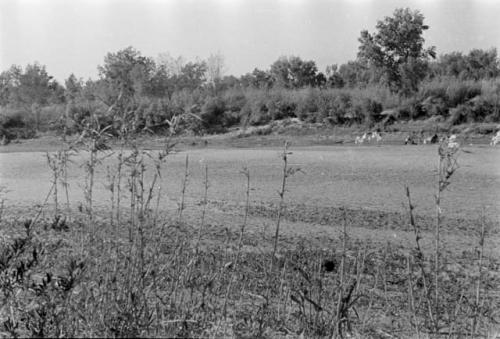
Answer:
1 117 500 338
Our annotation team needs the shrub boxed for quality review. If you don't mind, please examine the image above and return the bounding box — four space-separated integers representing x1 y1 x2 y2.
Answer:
330 91 352 124
419 77 482 110
222 89 247 113
344 93 383 126
448 104 472 125
0 108 36 139
266 89 297 120
469 97 496 122
39 104 66 131
242 90 272 126
471 123 499 134
295 88 320 122
421 96 447 117
445 80 481 107
480 79 500 122
316 90 337 123
361 97 383 125
484 113 500 123
449 96 500 125
200 97 226 132
171 88 207 114
419 77 451 102
178 112 204 135
0 109 28 129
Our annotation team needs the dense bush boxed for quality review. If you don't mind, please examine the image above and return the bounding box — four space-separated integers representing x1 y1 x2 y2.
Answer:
295 88 319 122
0 108 36 140
241 90 271 126
1 73 500 137
1 44 499 137
222 89 247 114
0 109 28 129
419 78 482 107
200 97 226 132
265 89 297 121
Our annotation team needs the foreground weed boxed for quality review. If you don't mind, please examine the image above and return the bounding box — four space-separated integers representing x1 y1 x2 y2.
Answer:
434 140 460 331
272 141 301 266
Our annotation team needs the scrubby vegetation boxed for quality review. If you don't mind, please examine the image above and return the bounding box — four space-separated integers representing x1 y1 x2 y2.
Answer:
1 125 499 337
1 8 500 144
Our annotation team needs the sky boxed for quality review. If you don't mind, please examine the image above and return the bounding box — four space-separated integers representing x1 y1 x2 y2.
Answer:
1 0 499 82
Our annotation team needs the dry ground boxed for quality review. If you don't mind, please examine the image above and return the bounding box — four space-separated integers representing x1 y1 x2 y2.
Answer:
1 136 500 337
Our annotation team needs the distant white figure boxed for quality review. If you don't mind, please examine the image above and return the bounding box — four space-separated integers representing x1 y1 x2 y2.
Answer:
372 132 382 144
446 134 460 149
356 132 370 144
490 131 500 146
405 135 417 145
355 132 381 145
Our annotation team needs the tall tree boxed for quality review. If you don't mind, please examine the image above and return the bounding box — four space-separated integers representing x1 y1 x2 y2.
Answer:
357 8 436 94
13 63 58 107
1 63 63 129
270 56 319 88
176 61 207 91
206 53 226 86
97 46 155 103
64 74 83 101
156 53 185 77
465 48 499 80
0 65 21 106
240 68 274 89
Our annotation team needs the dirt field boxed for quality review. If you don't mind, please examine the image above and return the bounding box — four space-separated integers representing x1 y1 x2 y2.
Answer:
1 143 499 213
2 140 500 337
1 143 499 253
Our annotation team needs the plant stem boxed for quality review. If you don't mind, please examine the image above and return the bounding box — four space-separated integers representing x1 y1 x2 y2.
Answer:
178 154 189 223
272 141 289 267
435 148 442 331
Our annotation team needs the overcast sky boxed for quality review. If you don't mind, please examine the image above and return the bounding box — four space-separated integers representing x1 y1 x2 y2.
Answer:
1 0 499 82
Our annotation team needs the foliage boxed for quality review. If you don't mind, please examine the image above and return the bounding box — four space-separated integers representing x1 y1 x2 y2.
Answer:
98 46 156 102
1 8 500 137
240 68 274 89
270 56 320 89
357 8 436 94
200 97 226 131
430 48 500 80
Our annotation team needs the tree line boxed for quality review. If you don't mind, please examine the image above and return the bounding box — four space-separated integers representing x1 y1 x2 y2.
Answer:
1 8 499 139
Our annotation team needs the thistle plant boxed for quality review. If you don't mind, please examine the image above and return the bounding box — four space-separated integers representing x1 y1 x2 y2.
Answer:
434 139 460 330
45 145 75 218
271 141 301 266
178 154 190 223
78 114 113 242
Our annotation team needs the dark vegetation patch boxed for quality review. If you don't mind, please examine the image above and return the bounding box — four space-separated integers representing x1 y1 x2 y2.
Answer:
207 200 499 237
1 215 499 338
246 202 498 235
